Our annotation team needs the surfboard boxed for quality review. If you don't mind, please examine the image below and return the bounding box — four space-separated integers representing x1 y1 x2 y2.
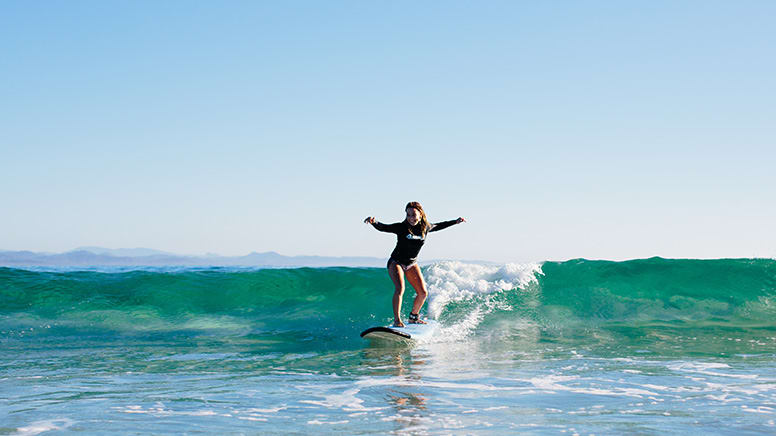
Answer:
360 320 439 344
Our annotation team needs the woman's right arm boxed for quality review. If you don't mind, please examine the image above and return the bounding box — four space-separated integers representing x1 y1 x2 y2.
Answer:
364 217 397 233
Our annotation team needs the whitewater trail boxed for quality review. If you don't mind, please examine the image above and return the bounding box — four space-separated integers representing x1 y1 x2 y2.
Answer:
423 261 543 341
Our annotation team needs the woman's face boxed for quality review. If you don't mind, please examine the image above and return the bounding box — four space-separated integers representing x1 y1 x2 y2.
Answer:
406 207 421 226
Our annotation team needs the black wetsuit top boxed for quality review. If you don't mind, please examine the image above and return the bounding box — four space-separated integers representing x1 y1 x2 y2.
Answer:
372 219 459 265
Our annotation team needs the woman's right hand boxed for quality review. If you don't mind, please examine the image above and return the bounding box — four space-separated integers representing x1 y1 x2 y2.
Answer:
364 216 376 224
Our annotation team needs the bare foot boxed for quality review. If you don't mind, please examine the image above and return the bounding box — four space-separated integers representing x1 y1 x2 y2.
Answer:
393 319 405 328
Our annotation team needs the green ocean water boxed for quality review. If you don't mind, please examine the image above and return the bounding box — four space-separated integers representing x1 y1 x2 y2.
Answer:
2 258 775 434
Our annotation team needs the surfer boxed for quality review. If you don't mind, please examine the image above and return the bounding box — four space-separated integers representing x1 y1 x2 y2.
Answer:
364 202 465 327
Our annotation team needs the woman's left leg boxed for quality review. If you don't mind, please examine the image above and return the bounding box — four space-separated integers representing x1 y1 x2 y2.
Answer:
404 264 429 322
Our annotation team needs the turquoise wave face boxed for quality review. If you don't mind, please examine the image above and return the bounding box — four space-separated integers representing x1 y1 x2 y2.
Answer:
537 258 776 327
459 258 776 357
0 267 390 351
2 258 775 356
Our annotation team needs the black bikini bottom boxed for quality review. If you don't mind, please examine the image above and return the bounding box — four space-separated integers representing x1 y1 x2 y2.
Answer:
387 258 417 271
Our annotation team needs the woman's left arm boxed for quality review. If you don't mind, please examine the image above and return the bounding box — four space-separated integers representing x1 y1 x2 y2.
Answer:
429 217 466 233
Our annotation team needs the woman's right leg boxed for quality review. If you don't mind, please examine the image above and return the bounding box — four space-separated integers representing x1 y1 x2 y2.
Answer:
387 260 405 327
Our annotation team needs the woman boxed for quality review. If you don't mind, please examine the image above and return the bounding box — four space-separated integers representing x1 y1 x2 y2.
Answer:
364 202 465 327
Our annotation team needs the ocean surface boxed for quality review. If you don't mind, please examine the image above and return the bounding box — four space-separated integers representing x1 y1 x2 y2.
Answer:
1 258 775 434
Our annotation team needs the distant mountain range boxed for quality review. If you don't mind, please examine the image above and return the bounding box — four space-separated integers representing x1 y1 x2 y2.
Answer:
0 247 387 268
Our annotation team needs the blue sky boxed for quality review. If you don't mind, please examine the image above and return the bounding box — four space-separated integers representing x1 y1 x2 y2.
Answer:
1 1 774 262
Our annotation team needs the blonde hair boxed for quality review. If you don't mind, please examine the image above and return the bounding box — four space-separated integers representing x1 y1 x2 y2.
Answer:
405 201 431 237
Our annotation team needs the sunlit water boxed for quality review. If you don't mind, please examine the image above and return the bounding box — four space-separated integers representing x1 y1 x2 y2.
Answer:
3 336 775 434
2 259 775 434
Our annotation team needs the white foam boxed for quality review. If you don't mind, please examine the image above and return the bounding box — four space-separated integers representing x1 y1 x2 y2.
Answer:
514 375 661 398
741 405 775 414
667 362 759 379
298 387 385 412
14 419 74 436
422 261 542 340
357 376 525 392
308 419 350 425
111 405 231 417
425 262 542 316
243 406 287 414
436 307 485 342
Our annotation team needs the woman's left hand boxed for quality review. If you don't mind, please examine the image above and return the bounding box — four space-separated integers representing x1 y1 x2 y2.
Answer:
457 217 466 224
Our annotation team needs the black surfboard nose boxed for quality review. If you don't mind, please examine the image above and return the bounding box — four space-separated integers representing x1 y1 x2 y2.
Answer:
360 326 411 339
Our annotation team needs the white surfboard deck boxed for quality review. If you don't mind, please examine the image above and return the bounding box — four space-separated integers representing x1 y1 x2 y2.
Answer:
360 320 440 344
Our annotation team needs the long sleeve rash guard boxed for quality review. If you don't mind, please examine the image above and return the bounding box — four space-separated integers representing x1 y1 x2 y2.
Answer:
371 219 459 265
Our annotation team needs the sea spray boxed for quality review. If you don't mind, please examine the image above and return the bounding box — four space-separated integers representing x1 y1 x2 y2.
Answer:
423 261 542 342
